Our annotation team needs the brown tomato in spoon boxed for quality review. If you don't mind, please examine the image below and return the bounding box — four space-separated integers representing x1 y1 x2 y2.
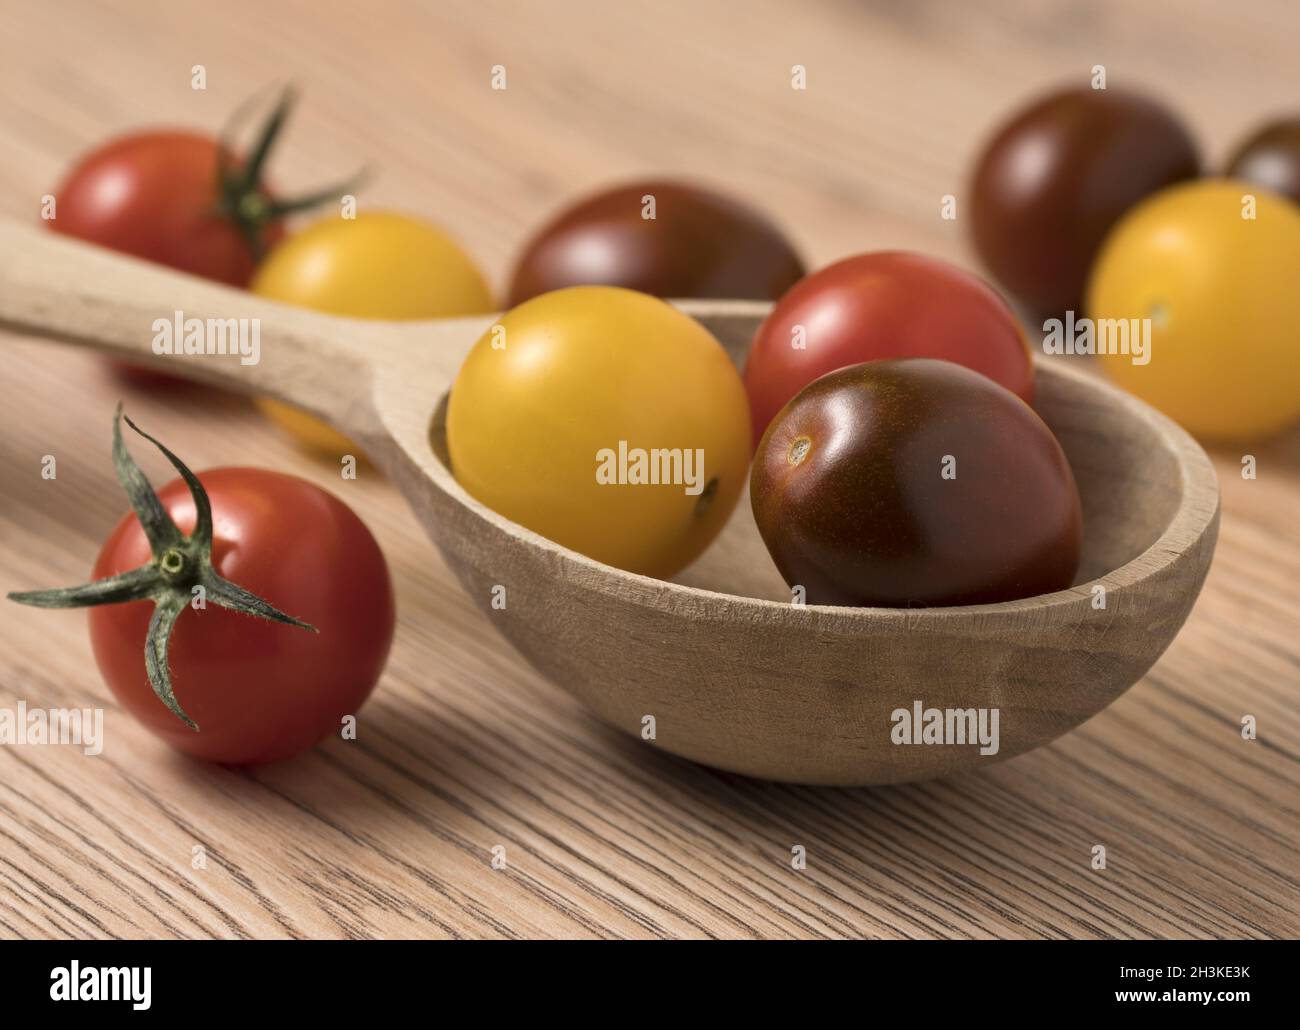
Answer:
751 359 1083 607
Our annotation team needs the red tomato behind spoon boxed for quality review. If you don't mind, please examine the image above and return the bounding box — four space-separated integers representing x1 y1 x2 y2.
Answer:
50 131 285 289
743 252 1034 448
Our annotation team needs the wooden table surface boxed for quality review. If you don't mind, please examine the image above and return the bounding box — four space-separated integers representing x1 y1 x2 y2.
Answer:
1 0 1297 939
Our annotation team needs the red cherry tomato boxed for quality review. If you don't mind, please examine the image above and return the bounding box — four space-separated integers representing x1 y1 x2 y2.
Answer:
87 469 394 764
50 131 282 288
743 252 1033 448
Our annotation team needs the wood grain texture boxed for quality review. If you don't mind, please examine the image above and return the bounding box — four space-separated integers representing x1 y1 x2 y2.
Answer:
1 0 1297 937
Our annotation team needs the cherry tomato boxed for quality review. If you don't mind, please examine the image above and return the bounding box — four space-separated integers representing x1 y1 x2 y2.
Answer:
970 87 1199 317
1087 179 1300 440
255 401 360 457
447 286 751 578
1225 117 1300 205
88 469 395 764
253 211 493 319
743 252 1033 448
50 131 282 288
251 211 495 454
751 359 1081 607
507 181 805 306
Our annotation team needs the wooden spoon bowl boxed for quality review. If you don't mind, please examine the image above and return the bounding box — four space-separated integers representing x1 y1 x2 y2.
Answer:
0 223 1220 784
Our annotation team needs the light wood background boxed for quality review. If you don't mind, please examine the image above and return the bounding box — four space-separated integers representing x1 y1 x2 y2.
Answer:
1 0 1297 939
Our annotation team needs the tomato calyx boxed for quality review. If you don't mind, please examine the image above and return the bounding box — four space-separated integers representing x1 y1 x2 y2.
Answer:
215 86 369 260
7 406 316 731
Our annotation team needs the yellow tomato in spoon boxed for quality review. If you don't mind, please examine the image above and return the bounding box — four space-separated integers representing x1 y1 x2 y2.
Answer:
251 211 494 455
447 286 751 578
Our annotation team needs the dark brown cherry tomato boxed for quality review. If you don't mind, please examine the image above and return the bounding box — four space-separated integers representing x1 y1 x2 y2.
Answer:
751 359 1082 608
1225 118 1300 205
970 87 1199 318
743 251 1033 448
506 181 805 306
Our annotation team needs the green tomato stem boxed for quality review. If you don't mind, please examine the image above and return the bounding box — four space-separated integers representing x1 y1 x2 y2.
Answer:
214 85 369 260
7 407 317 732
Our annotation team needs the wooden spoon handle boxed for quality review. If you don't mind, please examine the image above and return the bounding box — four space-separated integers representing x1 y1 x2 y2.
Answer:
0 220 373 420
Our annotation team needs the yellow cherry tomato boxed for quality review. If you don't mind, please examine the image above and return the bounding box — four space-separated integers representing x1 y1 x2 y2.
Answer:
1087 179 1300 440
256 400 357 455
447 286 751 578
251 211 494 454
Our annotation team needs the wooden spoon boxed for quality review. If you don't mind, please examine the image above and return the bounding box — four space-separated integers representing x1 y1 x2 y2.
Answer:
0 222 1220 785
